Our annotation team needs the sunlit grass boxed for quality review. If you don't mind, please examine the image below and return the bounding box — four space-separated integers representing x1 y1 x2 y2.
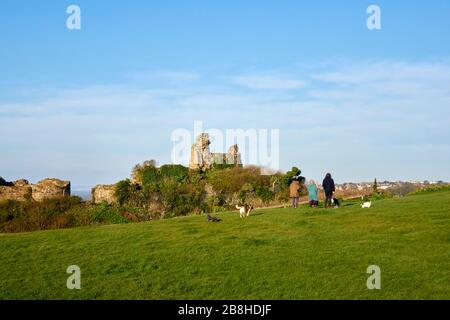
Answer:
0 191 449 299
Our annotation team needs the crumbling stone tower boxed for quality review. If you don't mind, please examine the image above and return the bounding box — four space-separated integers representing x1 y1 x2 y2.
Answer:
189 133 242 170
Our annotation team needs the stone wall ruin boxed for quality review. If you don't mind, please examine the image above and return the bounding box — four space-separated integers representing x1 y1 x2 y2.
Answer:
91 184 116 204
0 177 71 202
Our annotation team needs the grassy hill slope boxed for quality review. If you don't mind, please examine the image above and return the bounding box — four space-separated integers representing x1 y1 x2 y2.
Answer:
1 191 449 299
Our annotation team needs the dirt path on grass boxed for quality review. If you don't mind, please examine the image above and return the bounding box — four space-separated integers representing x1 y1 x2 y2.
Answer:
255 195 364 210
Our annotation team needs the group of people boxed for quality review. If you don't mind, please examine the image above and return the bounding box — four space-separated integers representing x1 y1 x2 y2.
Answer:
289 173 336 208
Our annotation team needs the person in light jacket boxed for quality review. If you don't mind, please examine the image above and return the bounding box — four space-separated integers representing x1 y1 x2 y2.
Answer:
289 179 300 208
307 180 319 207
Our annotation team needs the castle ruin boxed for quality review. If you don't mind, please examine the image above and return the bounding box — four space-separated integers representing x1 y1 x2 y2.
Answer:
91 184 116 204
189 133 242 170
91 133 243 204
0 178 71 202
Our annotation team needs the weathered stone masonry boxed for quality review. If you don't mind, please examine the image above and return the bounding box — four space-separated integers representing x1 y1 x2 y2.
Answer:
189 133 242 170
0 178 71 201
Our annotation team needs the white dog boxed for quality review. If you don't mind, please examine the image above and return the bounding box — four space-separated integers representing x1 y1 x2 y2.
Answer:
361 201 372 208
236 204 253 218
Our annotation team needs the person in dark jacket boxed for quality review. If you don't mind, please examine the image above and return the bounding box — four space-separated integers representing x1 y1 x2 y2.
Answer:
322 173 335 208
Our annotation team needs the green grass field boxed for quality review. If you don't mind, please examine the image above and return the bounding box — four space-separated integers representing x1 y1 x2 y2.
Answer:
1 191 449 300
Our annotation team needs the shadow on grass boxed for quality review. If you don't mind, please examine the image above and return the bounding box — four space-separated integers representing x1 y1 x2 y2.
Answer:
342 203 358 207
302 208 341 216
249 211 265 217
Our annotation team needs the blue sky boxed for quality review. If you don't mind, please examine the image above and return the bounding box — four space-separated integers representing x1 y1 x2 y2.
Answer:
1 0 450 189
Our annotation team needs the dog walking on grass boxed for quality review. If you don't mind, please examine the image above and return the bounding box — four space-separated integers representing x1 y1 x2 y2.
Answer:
236 204 253 218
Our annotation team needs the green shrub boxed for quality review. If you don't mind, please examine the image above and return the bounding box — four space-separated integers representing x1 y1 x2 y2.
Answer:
370 192 392 201
409 184 450 195
140 166 161 186
189 169 204 184
239 183 254 202
206 167 262 195
0 200 26 223
90 203 129 224
204 195 226 213
115 179 134 206
211 163 235 170
40 196 83 215
160 181 204 216
254 185 275 203
159 165 189 182
0 196 84 233
66 205 94 226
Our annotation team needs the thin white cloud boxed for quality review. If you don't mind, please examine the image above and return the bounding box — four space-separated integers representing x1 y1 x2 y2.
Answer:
128 71 201 82
307 61 450 111
231 74 306 90
314 61 450 84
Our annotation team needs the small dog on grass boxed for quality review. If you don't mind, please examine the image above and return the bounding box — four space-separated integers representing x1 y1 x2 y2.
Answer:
361 201 372 208
236 204 253 218
207 214 222 222
331 198 340 208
